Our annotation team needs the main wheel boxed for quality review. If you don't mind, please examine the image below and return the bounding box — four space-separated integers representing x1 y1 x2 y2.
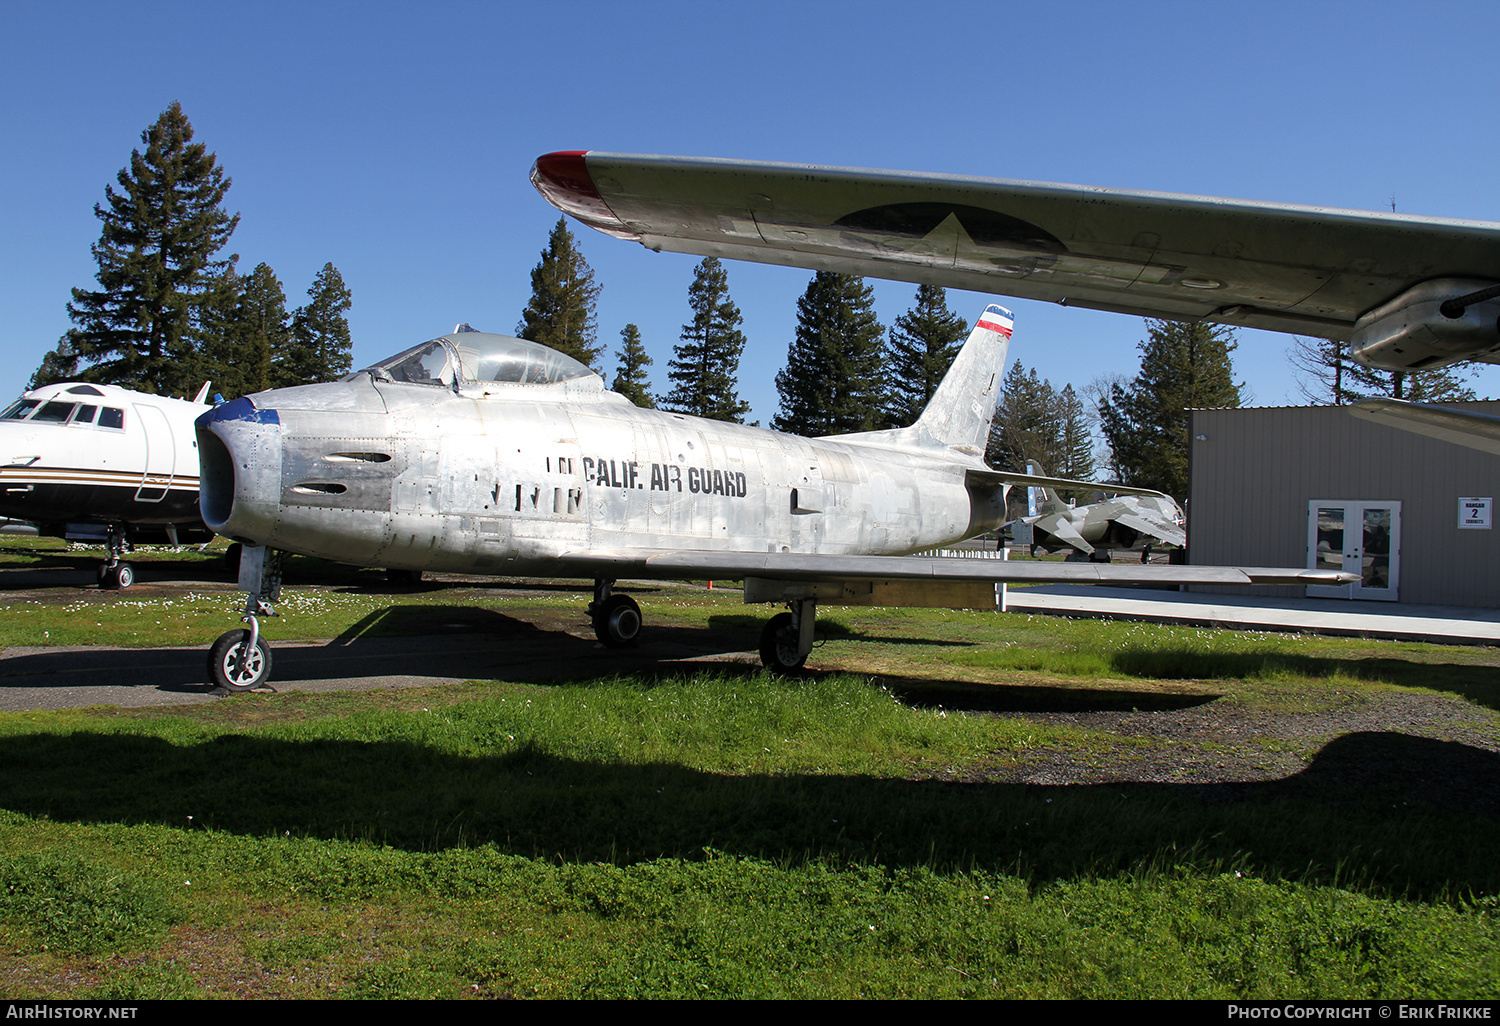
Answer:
113 562 135 589
208 629 273 692
593 594 642 647
759 612 807 672
225 542 243 574
386 568 423 587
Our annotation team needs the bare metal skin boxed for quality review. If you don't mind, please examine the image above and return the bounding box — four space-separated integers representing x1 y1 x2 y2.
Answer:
195 308 1351 689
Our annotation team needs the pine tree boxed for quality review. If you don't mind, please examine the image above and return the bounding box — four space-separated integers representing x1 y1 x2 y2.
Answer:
238 263 291 394
1055 384 1095 484
516 218 602 372
193 262 290 397
27 337 80 390
1288 336 1480 404
773 273 887 436
46 101 239 395
986 361 1061 472
275 263 352 387
663 258 751 421
885 284 969 427
1100 319 1244 500
611 324 656 408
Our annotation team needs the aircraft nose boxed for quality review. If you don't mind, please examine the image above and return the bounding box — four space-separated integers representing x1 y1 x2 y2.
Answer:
195 397 283 544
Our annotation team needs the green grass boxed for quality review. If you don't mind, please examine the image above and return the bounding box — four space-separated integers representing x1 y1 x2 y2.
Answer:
1 564 1499 997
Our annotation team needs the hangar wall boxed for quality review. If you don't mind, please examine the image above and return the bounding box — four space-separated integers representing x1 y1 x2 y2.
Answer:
1187 402 1500 608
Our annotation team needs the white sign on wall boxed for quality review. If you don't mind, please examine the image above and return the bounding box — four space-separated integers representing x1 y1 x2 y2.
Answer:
1459 497 1493 529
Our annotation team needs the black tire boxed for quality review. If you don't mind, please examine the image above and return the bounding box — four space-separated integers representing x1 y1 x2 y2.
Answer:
386 568 423 587
114 562 135 589
225 542 243 574
207 629 273 692
96 563 109 588
592 594 642 647
759 612 807 672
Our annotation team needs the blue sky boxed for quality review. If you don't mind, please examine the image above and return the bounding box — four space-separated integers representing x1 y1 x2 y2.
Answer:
4 0 1499 424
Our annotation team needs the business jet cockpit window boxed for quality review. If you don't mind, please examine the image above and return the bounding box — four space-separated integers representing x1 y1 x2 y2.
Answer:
31 402 78 424
1 399 41 420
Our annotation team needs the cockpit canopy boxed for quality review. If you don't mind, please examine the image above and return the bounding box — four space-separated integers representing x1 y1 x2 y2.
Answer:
359 332 595 388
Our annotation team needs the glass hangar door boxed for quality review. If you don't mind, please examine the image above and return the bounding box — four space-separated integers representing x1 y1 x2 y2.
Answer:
1306 501 1401 601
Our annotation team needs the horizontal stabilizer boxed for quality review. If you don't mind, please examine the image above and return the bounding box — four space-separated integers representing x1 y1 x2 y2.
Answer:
971 467 1168 500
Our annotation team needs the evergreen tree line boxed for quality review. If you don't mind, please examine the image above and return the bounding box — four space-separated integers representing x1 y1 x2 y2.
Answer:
519 224 987 435
30 102 352 398
519 220 1112 482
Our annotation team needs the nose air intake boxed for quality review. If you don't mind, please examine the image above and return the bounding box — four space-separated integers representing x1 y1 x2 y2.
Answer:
195 397 281 541
197 425 236 530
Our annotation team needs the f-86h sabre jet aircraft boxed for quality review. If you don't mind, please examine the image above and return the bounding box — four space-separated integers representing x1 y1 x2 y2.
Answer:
196 307 1349 691
0 381 214 588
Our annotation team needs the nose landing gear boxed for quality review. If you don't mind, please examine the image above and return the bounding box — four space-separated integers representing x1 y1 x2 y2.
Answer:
97 524 134 590
208 545 282 692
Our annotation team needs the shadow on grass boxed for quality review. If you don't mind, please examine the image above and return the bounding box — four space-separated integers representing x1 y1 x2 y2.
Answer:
1107 648 1500 713
706 613 975 648
0 727 1495 902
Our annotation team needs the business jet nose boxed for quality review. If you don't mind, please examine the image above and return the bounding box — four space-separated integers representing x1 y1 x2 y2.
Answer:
196 397 283 544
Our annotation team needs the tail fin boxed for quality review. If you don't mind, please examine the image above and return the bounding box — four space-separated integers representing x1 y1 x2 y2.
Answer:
1026 461 1067 515
913 304 1013 457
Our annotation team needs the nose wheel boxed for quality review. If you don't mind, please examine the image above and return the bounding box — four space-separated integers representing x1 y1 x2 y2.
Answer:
97 524 134 589
208 629 273 692
209 545 283 693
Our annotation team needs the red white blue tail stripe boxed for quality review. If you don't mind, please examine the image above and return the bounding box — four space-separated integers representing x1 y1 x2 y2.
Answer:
975 304 1014 337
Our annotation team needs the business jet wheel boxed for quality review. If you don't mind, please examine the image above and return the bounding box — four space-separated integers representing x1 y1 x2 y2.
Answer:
208 629 273 692
386 568 423 587
759 612 806 672
99 563 134 590
593 594 641 647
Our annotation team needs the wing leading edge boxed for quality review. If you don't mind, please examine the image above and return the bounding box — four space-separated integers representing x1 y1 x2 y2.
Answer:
1350 398 1500 457
532 151 1500 348
560 549 1350 588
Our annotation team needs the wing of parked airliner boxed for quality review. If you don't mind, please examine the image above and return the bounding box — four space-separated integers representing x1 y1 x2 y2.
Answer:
532 151 1500 369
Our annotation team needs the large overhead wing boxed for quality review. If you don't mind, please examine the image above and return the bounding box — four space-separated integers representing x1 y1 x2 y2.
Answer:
532 151 1500 368
560 549 1346 589
1350 398 1500 456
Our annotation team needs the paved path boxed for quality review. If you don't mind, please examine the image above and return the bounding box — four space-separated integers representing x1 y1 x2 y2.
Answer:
1005 585 1500 645
0 634 541 711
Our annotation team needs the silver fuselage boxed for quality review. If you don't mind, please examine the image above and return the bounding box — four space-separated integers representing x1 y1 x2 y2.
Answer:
197 371 989 577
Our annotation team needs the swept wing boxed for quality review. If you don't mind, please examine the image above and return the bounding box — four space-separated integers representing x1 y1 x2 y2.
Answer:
532 151 1500 362
559 549 1342 588
1350 398 1500 457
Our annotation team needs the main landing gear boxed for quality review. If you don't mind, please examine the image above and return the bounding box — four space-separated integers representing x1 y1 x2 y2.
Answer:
208 545 283 692
96 524 134 590
589 578 642 647
759 598 816 673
